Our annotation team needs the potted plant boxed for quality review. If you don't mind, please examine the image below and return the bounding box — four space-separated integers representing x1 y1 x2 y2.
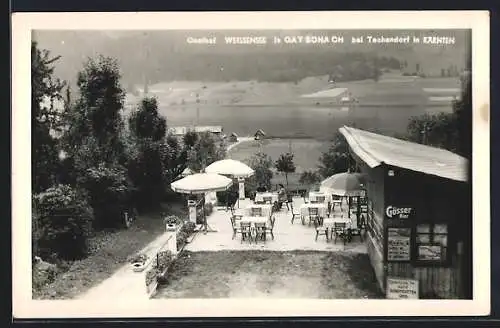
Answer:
164 215 179 232
129 253 149 272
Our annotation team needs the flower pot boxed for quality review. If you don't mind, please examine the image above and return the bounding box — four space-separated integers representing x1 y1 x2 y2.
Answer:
132 262 146 272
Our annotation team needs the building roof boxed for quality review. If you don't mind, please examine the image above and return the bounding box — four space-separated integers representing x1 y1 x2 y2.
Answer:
300 87 348 98
339 126 468 182
169 126 223 135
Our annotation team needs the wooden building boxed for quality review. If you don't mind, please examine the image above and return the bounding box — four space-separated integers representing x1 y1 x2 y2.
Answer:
254 129 266 140
169 125 223 137
339 126 471 299
229 132 239 143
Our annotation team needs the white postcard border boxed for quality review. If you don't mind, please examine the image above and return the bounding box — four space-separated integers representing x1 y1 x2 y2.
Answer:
12 11 490 318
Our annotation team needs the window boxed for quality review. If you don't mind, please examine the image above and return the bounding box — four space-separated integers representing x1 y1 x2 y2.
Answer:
415 223 449 263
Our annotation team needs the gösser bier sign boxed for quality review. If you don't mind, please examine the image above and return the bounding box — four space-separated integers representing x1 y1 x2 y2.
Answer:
386 206 413 219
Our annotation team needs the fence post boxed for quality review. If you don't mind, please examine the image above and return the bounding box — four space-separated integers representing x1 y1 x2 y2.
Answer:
187 200 197 224
166 223 178 256
238 177 245 200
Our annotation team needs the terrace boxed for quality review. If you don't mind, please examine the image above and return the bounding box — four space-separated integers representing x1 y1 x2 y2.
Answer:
152 193 377 299
186 197 366 253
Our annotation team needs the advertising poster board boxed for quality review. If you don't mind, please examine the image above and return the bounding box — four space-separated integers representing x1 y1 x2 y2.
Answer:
417 245 442 261
386 277 419 299
387 227 411 261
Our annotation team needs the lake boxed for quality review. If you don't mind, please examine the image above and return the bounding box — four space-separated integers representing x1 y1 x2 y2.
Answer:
156 103 452 140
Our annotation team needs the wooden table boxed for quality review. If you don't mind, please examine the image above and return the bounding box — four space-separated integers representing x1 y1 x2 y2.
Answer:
323 217 352 229
240 216 269 225
240 216 270 239
255 192 279 204
324 217 353 241
245 204 272 217
300 203 328 218
308 191 331 204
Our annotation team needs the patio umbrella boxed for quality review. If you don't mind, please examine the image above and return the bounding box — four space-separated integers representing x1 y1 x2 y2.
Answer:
205 159 254 208
319 172 366 197
171 173 233 194
171 173 233 233
181 167 193 177
205 159 254 178
319 172 366 219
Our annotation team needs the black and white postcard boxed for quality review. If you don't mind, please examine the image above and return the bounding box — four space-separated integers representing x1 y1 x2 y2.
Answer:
12 11 490 318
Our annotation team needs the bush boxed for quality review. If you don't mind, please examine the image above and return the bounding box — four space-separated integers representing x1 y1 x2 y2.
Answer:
216 184 238 206
79 163 132 229
177 221 197 249
176 230 189 250
32 259 59 290
145 250 173 287
33 185 94 260
181 221 196 235
216 191 228 205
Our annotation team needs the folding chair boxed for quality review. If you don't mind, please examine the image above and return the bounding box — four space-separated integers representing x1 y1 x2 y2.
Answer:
272 201 281 213
332 222 348 245
308 207 320 226
314 219 329 241
357 214 367 241
254 222 267 242
250 207 262 217
230 216 241 240
302 192 309 204
266 216 275 240
285 194 293 211
290 203 302 224
240 222 252 243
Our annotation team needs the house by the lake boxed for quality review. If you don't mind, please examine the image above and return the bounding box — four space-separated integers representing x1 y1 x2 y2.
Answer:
254 129 266 140
169 125 224 138
229 132 239 143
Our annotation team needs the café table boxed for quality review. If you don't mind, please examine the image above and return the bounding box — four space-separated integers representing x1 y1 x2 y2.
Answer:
245 203 272 218
323 217 352 229
331 199 343 211
299 203 328 219
323 217 353 241
240 216 269 225
240 216 270 238
308 191 331 204
255 192 279 204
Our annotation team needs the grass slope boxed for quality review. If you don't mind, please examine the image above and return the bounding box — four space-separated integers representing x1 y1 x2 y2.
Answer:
155 250 383 299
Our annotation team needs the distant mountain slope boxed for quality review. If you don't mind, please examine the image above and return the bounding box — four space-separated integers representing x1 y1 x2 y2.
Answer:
34 29 470 87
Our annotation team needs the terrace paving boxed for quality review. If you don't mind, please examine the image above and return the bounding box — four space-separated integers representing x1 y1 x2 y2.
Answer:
186 197 366 253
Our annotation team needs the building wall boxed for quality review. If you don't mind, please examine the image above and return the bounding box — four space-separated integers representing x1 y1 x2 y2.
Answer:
353 154 470 299
355 158 386 292
384 166 468 299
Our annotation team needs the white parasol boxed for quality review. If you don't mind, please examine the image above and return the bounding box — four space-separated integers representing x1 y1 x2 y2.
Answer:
319 172 366 197
171 173 233 233
205 159 255 178
319 171 366 219
171 173 233 194
205 159 254 207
